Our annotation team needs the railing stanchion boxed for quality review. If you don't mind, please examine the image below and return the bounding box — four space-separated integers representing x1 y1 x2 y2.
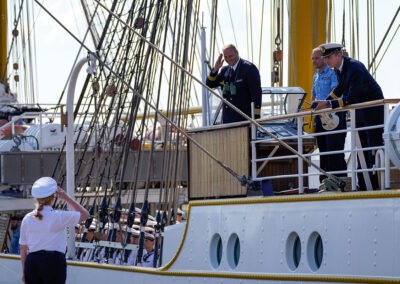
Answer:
350 109 357 191
297 116 304 193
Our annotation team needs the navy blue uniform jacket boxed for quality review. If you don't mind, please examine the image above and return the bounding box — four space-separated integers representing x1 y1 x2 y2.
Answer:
206 58 262 123
329 56 384 127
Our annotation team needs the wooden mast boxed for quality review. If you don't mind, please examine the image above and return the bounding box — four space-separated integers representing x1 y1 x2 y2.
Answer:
288 0 329 131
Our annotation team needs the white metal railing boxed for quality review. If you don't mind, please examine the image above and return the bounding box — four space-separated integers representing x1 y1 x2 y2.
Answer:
251 99 400 193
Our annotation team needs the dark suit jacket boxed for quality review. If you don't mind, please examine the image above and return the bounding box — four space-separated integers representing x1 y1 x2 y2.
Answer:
206 58 262 123
329 56 384 127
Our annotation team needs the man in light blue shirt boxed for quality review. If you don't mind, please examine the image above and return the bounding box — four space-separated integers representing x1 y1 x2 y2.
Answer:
312 66 338 100
311 47 347 185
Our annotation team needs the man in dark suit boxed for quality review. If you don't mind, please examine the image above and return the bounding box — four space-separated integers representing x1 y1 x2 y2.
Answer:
313 43 384 190
206 44 262 124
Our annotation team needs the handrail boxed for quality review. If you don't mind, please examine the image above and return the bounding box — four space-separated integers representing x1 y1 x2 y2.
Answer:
251 99 396 193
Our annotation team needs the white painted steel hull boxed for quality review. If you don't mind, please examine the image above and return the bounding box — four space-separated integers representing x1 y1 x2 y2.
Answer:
2 191 400 283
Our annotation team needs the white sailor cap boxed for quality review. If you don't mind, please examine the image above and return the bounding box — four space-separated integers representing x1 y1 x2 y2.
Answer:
134 217 156 227
31 177 57 198
144 232 155 241
320 43 343 57
132 224 140 230
144 226 155 234
104 222 120 230
89 219 97 230
130 227 140 237
177 208 183 215
146 220 157 227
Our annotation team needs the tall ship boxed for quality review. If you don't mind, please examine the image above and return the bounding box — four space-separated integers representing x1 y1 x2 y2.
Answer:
1 0 400 283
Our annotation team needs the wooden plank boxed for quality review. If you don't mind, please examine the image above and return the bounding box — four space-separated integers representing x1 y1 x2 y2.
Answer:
188 126 249 199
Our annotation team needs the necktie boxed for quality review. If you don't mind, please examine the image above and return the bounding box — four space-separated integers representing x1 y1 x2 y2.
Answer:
229 67 235 82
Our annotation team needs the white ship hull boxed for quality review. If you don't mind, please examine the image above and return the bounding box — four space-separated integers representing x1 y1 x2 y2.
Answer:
2 191 400 283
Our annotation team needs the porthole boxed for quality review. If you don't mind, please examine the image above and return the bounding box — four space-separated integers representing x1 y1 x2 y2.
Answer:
307 231 323 271
210 233 223 269
227 233 240 269
286 231 301 270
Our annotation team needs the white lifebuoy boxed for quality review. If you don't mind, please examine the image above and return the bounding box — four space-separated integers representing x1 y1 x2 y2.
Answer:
383 103 400 168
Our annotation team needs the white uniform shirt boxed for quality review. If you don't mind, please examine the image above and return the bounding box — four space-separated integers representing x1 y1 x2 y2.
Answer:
19 206 80 253
127 249 138 265
139 249 155 268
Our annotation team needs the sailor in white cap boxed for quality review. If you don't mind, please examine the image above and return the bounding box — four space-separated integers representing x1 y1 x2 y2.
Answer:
79 219 97 262
320 43 343 58
176 208 184 224
19 177 90 284
126 227 140 265
139 232 157 268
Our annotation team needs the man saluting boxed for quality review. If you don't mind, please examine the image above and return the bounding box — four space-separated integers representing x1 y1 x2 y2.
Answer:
206 44 262 124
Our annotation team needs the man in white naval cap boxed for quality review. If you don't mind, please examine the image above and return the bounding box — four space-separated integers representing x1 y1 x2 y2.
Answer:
312 43 384 190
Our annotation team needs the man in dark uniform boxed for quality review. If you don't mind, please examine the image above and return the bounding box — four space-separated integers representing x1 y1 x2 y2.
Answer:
311 46 347 185
313 43 384 190
206 44 262 124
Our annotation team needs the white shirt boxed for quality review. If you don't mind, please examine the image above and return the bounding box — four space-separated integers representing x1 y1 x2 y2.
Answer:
139 249 155 268
127 249 138 265
231 58 240 71
19 206 80 253
338 58 344 72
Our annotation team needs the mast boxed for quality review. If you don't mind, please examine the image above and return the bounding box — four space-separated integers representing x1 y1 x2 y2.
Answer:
201 19 211 126
288 0 329 131
0 0 7 82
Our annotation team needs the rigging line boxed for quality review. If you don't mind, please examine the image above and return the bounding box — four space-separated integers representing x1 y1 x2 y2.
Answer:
341 0 345 46
157 2 187 210
2 0 25 82
80 0 100 46
371 22 400 76
215 6 226 53
37 0 336 184
26 0 38 104
248 0 253 62
106 4 144 196
367 0 371 68
86 0 340 181
135 0 165 202
368 5 400 72
330 0 336 40
226 0 237 46
258 0 265 69
55 2 101 107
355 0 359 58
245 0 249 58
207 0 217 64
77 2 145 195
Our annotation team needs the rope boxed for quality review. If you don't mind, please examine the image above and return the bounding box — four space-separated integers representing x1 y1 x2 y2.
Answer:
368 5 400 71
226 0 237 47
341 0 345 47
258 0 265 68
372 22 400 75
